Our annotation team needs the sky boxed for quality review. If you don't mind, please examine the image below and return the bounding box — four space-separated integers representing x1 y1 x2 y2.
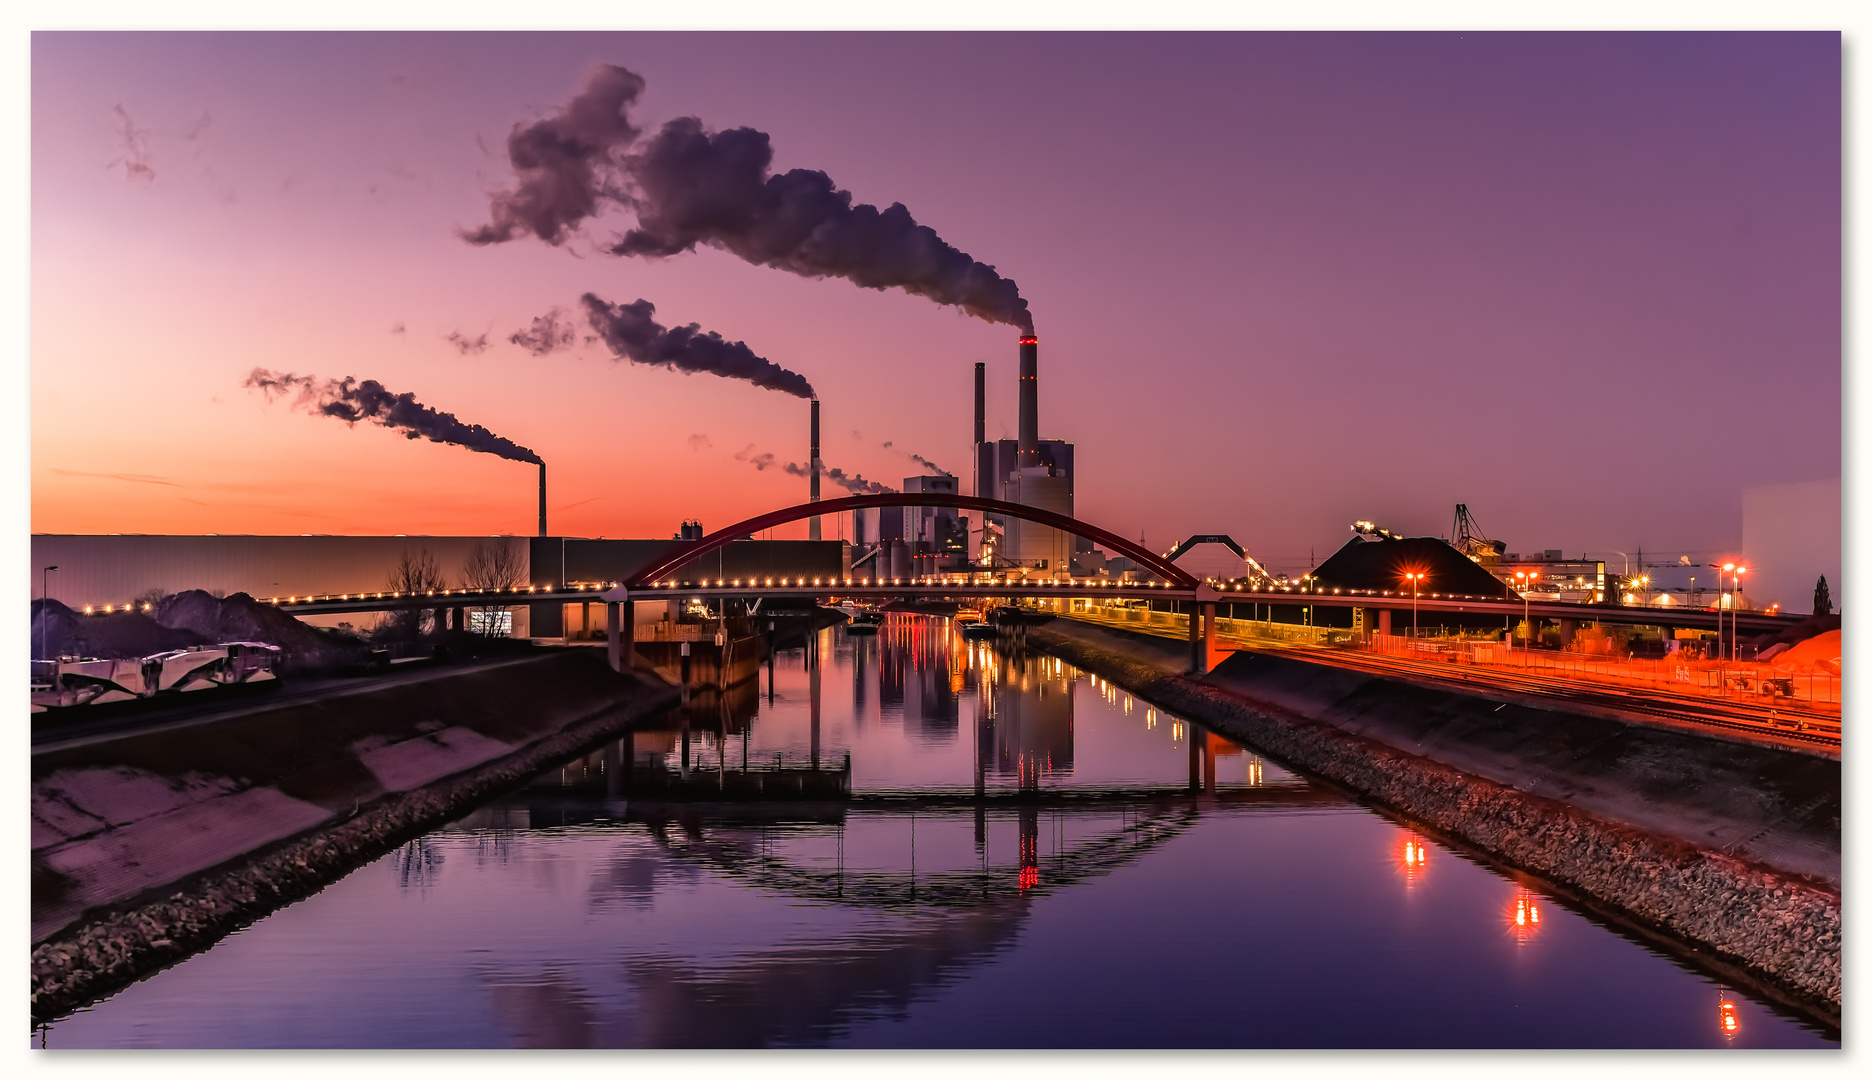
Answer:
28 31 1840 576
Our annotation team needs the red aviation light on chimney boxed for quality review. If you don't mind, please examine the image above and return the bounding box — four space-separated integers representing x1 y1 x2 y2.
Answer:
1018 335 1038 345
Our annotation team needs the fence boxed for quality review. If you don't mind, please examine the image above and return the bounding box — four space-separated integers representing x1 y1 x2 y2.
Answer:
1355 632 1841 709
1064 608 1840 713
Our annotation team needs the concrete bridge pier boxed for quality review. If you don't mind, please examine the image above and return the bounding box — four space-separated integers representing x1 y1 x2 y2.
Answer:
605 599 636 673
1378 609 1393 636
1558 618 1579 650
1187 598 1219 674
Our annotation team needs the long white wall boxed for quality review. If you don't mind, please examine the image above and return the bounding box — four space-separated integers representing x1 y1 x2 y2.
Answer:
29 535 532 610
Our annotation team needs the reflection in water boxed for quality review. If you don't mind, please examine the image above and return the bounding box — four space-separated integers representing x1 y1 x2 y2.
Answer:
1509 889 1543 944
38 617 1840 1049
1398 835 1429 890
1719 992 1741 1040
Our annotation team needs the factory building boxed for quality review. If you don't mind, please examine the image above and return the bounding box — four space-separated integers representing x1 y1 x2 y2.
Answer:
972 337 1083 576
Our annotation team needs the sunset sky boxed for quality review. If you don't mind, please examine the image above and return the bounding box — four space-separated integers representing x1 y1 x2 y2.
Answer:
29 31 1840 575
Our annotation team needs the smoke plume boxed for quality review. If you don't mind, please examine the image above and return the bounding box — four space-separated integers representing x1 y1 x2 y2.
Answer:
446 330 490 355
244 368 542 464
469 65 1033 331
910 453 949 476
617 117 1033 331
462 64 647 245
781 459 894 494
734 444 777 471
580 293 814 398
112 105 155 183
509 308 578 355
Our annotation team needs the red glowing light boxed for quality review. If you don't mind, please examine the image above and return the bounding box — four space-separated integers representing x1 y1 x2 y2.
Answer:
1508 890 1544 942
1018 336 1038 345
1719 1000 1740 1038
1019 866 1040 890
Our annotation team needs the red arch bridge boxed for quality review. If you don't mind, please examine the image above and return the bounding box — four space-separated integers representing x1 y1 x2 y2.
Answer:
246 494 1804 674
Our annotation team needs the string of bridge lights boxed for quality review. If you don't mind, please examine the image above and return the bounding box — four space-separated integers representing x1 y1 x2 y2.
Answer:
72 577 1547 614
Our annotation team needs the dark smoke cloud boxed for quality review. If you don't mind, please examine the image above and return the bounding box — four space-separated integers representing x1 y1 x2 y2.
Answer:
688 433 712 451
616 117 1033 332
735 445 777 471
462 64 647 245
781 459 894 494
509 308 578 355
244 368 542 464
446 330 490 355
469 66 1032 331
910 453 949 476
581 293 814 398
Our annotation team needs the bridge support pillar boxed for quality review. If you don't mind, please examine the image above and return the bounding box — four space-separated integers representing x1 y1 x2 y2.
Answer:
606 602 621 672
1557 618 1578 650
1187 600 1218 674
451 605 464 633
1378 609 1392 636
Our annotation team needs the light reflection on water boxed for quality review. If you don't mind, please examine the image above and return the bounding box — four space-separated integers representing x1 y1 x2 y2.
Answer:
40 617 1836 1048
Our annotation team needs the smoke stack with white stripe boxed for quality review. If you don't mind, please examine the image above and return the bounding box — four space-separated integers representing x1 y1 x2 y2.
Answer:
809 397 822 540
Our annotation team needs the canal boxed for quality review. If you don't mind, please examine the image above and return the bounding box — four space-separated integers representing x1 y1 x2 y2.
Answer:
38 616 1837 1048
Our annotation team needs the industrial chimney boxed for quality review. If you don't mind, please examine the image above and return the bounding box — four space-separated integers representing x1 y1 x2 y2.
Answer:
537 461 547 538
809 397 822 541
1017 335 1039 467
973 361 986 447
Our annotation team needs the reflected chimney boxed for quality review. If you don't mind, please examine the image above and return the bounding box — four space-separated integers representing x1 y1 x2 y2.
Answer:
538 461 547 538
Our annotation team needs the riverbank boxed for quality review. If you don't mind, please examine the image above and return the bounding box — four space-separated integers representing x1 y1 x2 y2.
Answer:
1023 618 1841 1023
31 647 679 1024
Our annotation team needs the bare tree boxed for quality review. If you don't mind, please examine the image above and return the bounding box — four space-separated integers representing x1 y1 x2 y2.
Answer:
461 540 525 635
386 548 447 637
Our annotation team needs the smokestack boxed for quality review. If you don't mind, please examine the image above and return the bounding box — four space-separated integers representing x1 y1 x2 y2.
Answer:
1017 335 1039 467
809 397 822 541
973 361 985 447
538 462 547 537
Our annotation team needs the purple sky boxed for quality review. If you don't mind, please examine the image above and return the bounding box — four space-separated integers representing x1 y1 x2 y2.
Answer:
30 32 1839 575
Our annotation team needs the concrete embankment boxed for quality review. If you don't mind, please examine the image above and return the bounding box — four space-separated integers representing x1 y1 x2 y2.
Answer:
31 648 678 1023
1025 618 1841 1020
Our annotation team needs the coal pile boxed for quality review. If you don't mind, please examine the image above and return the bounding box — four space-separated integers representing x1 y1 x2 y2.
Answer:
1310 535 1514 598
31 599 208 661
155 591 360 656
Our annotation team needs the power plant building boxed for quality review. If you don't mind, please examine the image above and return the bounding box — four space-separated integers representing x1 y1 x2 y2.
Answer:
972 335 1080 575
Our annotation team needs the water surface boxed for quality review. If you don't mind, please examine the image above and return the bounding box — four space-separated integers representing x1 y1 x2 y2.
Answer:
40 618 1835 1048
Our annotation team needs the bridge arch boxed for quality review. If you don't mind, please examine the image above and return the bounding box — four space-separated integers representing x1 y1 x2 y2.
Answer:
625 493 1199 590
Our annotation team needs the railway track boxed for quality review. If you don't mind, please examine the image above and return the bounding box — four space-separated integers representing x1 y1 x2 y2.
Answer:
1246 641 1842 753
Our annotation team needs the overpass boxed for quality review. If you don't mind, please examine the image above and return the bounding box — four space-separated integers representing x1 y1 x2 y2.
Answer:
92 494 1798 672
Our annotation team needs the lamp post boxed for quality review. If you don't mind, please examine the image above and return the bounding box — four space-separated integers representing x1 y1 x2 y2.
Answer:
1722 565 1737 658
1513 570 1534 667
41 565 58 661
1404 572 1424 640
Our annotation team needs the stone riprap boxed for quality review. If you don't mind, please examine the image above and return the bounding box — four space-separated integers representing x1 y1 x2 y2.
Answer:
1024 619 1840 1022
31 648 677 1024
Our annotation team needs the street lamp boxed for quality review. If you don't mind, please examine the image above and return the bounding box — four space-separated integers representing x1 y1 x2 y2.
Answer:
1403 572 1425 639
1512 570 1535 666
41 565 58 661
